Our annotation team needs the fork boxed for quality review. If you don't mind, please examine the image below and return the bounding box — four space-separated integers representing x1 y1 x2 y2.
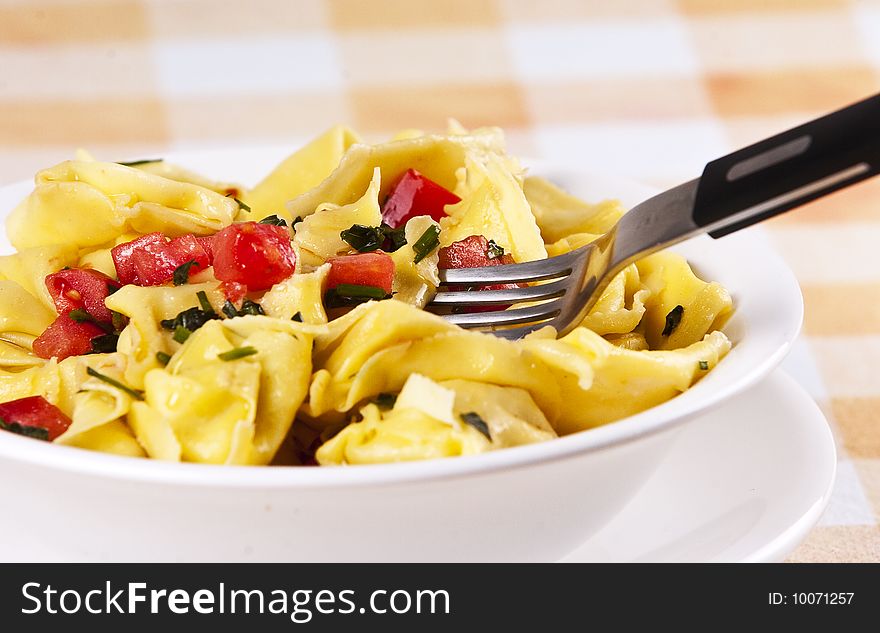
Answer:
428 93 880 340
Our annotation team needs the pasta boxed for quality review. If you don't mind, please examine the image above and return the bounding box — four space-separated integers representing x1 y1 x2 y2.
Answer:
0 125 733 467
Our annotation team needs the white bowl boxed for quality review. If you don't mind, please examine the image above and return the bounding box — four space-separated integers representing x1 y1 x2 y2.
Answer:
0 153 803 562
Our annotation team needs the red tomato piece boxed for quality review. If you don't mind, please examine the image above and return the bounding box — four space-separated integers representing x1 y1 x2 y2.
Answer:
437 235 521 312
197 236 215 262
381 169 461 229
220 281 247 305
44 268 121 323
33 315 107 361
326 252 394 294
111 232 211 286
211 222 296 291
0 396 71 441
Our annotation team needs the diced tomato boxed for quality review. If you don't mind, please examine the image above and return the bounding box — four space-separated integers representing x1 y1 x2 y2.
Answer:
197 236 215 262
111 232 211 286
220 281 247 305
33 315 107 361
381 169 461 229
44 268 121 323
326 252 394 294
438 235 521 312
211 222 296 291
0 396 71 441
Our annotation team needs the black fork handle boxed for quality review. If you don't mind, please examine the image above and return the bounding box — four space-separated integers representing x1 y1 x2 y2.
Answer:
693 93 880 238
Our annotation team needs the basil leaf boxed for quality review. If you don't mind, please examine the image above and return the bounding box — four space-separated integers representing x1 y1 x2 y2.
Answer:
0 418 49 441
160 306 217 333
374 393 397 409
661 305 684 336
68 308 95 323
117 159 162 167
172 260 199 286
699 360 709 371
259 215 288 227
486 239 505 260
291 311 303 322
340 224 385 252
90 333 119 354
381 223 407 252
460 412 491 440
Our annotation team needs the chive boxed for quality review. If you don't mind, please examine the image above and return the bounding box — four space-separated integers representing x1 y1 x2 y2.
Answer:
661 305 684 336
222 300 239 319
86 367 144 400
333 284 387 300
118 159 162 167
340 224 384 252
0 418 49 441
259 215 288 227
172 260 199 286
374 393 397 409
218 346 258 362
412 225 441 263
90 333 119 354
156 351 172 366
460 412 491 440
486 239 505 260
227 195 251 212
291 311 303 322
699 360 709 371
68 308 95 323
196 290 215 315
173 326 191 343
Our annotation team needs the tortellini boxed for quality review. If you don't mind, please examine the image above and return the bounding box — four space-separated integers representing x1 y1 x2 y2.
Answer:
0 124 734 467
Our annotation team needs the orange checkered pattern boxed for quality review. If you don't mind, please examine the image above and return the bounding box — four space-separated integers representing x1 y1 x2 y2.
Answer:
1 0 878 561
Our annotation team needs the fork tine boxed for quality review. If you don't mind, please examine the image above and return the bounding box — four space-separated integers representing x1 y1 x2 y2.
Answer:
428 277 569 306
442 299 564 328
438 250 580 285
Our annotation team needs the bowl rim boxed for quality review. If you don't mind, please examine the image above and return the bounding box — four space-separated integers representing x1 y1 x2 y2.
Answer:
0 159 804 489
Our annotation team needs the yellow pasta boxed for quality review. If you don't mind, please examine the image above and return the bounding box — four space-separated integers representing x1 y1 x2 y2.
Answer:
0 125 734 467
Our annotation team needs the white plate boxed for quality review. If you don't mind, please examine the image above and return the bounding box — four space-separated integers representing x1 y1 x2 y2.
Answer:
563 370 836 562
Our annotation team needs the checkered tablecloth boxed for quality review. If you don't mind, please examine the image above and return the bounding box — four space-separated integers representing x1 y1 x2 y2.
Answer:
1 0 878 562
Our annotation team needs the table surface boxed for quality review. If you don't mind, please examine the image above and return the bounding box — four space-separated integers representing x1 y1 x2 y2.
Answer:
0 0 878 562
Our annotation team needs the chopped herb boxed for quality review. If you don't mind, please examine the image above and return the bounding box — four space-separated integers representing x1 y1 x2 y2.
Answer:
292 216 303 225
0 418 49 441
460 412 491 440
324 284 390 308
661 305 684 336
486 239 505 260
381 223 407 252
68 308 95 323
374 393 397 409
699 360 709 371
106 282 119 295
291 311 303 322
218 346 258 362
86 367 144 400
340 224 385 252
227 195 251 212
412 225 441 263
222 301 239 319
259 215 288 227
173 326 191 343
90 333 119 354
61 266 72 271
111 311 126 332
196 290 215 315
160 306 217 333
156 351 172 365
172 260 199 286
118 159 162 167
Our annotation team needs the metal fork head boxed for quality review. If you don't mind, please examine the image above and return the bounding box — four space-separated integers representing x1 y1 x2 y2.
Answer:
427 230 620 339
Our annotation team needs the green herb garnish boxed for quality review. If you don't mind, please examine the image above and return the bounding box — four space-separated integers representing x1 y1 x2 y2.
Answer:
218 346 258 362
486 240 505 260
374 393 397 409
324 284 390 308
86 367 144 400
196 290 215 315
259 215 288 227
90 333 119 354
68 308 95 323
156 351 172 365
460 412 491 440
228 195 251 212
118 159 162 167
222 301 239 319
220 298 265 318
412 225 441 263
106 282 120 295
699 360 709 371
173 326 191 343
161 306 216 333
340 224 385 252
291 311 303 322
661 305 684 336
292 216 303 225
0 418 50 441
381 223 407 252
111 311 126 332
172 260 199 286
